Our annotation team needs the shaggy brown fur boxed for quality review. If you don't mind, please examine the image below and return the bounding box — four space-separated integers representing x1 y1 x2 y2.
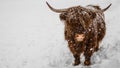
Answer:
62 6 106 65
46 2 111 66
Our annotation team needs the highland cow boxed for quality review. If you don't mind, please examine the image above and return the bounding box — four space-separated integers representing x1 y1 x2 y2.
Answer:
46 2 111 66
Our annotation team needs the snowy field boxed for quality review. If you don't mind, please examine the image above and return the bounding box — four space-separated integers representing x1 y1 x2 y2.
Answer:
0 0 120 68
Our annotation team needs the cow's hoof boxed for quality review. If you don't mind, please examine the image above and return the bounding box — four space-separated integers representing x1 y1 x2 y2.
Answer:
73 61 80 66
84 60 91 66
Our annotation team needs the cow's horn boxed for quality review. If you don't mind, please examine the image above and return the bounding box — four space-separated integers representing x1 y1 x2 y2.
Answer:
102 4 112 12
46 1 67 13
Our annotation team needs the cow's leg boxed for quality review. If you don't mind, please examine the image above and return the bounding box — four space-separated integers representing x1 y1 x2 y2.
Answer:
68 41 81 66
94 42 99 52
84 43 94 66
73 53 80 66
94 36 99 52
74 43 85 66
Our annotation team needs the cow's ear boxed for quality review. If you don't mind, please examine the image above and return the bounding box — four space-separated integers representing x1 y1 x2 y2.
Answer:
91 12 96 19
88 11 96 19
93 6 101 10
59 12 67 21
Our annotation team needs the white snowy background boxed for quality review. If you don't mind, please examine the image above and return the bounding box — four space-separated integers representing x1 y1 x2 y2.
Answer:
0 0 120 68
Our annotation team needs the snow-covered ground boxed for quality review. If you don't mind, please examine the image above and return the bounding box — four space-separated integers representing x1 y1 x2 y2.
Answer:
0 0 120 68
